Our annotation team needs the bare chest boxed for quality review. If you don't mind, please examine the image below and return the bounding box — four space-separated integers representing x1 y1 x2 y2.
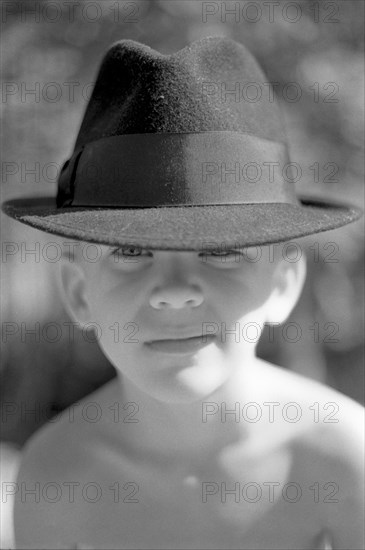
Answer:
55 443 323 549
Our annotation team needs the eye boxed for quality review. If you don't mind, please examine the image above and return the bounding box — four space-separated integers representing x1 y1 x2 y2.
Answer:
199 249 245 264
114 247 142 257
110 246 152 262
210 251 237 257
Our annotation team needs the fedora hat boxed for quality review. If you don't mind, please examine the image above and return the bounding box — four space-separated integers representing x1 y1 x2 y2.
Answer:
2 36 362 250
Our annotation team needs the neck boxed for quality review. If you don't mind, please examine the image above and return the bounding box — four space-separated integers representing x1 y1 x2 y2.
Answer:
111 350 260 468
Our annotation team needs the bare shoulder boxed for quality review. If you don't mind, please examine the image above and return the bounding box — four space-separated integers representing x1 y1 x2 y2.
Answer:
255 360 365 549
13 377 119 549
257 357 363 413
18 376 119 464
255 358 364 462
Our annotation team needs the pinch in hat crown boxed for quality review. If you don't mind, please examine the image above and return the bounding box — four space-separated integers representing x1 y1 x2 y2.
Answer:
74 36 286 149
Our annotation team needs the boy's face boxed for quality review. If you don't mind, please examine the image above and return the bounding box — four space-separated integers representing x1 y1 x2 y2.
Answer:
61 245 304 403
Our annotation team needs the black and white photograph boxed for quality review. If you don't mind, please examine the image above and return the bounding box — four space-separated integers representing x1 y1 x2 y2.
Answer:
1 1 364 549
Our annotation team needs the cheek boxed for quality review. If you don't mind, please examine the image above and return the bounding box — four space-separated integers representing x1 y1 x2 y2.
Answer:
87 288 142 369
85 270 140 329
91 291 137 327
212 268 274 320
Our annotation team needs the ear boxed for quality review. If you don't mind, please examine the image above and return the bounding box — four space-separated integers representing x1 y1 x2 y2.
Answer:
57 257 92 329
264 253 307 325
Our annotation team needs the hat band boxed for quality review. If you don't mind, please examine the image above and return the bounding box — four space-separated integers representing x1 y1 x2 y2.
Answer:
56 132 299 208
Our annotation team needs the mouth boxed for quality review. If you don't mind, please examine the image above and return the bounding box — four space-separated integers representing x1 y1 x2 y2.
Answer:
144 335 217 354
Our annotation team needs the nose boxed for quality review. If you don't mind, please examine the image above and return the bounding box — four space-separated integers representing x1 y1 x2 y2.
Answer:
149 255 204 310
150 285 203 310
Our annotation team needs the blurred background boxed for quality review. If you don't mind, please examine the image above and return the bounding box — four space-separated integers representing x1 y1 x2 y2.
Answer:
1 0 364 547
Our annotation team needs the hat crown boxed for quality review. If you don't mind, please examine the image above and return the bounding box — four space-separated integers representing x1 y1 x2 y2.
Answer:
74 36 287 150
55 36 297 209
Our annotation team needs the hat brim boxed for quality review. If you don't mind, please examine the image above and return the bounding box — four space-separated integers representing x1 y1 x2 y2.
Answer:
1 196 362 251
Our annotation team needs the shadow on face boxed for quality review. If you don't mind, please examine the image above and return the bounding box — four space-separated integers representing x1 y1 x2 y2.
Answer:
56 242 306 403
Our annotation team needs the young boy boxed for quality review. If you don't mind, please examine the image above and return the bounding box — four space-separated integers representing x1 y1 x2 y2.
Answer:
2 36 364 550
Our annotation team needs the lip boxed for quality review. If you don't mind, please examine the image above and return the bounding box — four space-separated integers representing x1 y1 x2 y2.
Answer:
144 335 217 354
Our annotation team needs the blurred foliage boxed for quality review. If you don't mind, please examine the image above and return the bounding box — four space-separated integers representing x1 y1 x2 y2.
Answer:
1 0 364 446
